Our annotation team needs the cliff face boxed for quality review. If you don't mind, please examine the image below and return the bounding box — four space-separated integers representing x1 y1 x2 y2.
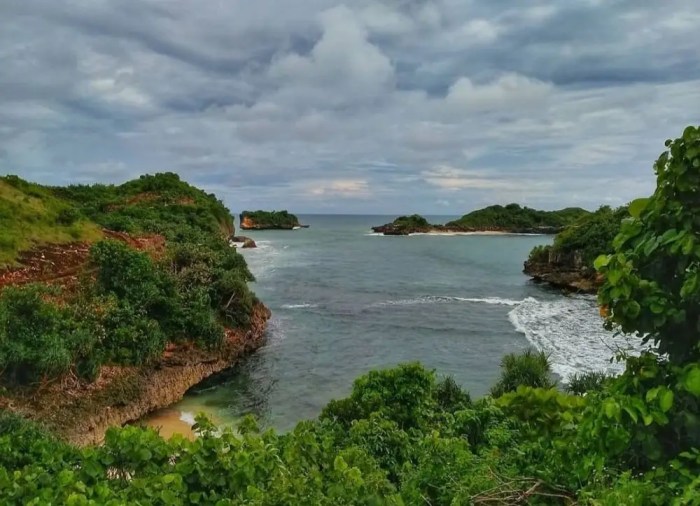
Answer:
523 249 600 293
2 302 270 446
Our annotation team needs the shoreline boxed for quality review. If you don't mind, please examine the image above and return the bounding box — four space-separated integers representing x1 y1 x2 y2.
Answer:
367 230 545 237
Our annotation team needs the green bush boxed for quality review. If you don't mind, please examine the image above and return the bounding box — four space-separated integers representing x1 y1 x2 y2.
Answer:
490 349 555 398
0 286 86 385
102 302 166 365
566 371 610 395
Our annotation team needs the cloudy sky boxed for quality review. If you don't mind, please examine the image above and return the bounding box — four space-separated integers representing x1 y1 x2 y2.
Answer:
2 1 699 214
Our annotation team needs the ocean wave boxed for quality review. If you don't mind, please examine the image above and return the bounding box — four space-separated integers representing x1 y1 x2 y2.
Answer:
281 303 318 309
508 296 648 382
375 295 522 307
179 411 196 426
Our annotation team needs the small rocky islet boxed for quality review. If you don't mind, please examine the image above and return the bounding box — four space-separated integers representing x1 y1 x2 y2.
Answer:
239 210 308 230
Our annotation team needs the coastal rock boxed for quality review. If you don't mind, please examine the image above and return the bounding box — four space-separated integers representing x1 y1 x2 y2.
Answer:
230 235 257 248
523 249 599 293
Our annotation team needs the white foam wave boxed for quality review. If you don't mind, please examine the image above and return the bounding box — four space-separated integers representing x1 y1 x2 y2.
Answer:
281 303 318 309
508 296 648 382
375 295 522 307
179 411 196 426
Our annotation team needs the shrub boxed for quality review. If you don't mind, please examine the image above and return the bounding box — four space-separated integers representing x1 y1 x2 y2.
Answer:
0 286 75 385
490 349 554 398
101 302 166 365
433 375 472 412
566 371 610 395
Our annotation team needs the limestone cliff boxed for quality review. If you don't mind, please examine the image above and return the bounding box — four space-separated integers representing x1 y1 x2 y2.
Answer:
2 302 270 446
523 248 600 293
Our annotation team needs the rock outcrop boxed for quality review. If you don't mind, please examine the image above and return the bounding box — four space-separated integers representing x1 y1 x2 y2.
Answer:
239 210 303 230
230 236 257 248
523 249 601 293
1 302 271 446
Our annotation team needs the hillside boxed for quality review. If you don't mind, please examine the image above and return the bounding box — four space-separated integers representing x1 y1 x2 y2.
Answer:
0 173 269 443
0 177 103 265
524 206 628 292
445 204 590 232
240 210 301 230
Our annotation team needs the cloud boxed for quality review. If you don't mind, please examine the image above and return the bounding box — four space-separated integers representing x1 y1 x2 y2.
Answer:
306 179 371 198
422 166 550 193
1 0 700 213
445 73 553 113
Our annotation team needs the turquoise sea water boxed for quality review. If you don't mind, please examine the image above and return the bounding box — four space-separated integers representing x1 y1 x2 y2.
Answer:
168 215 642 431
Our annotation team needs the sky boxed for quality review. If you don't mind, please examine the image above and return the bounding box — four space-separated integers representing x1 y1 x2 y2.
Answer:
2 1 699 214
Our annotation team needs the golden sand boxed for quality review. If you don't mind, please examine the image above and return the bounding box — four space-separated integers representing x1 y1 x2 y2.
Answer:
140 408 197 440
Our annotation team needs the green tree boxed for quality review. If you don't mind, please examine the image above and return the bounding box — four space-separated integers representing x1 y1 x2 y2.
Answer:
596 125 700 363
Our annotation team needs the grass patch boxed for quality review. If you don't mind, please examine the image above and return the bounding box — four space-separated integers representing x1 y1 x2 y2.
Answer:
0 179 102 266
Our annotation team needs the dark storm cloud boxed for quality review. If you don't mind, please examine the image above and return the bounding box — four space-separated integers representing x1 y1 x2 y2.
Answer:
1 0 699 213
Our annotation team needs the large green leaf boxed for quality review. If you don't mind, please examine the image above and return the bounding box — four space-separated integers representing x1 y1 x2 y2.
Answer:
684 366 700 396
628 198 649 218
658 389 674 413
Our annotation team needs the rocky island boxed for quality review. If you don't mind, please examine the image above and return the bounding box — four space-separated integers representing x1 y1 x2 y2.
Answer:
240 210 306 230
523 206 627 292
0 173 269 445
372 204 590 235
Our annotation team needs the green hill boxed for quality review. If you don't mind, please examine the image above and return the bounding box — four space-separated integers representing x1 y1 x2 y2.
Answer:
0 173 258 389
0 172 235 267
446 204 589 231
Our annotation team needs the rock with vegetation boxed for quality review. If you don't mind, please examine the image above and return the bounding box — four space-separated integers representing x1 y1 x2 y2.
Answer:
371 205 590 235
524 206 628 292
371 214 432 235
0 173 269 442
1 128 699 505
239 210 301 230
445 204 589 233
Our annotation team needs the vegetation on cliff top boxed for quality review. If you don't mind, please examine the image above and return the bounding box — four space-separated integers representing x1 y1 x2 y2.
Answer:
0 174 257 389
240 210 300 229
446 203 589 231
0 177 102 265
1 126 699 504
527 206 629 267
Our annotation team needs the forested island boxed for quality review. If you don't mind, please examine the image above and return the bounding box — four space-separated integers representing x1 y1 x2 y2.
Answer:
1 127 700 504
239 210 304 230
372 204 589 235
0 173 269 444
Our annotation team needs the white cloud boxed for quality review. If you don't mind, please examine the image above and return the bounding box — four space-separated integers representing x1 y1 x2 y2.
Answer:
2 0 700 213
269 5 394 104
445 73 553 113
306 178 371 198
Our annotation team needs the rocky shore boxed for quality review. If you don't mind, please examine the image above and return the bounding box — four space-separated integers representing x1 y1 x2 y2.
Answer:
523 249 600 293
1 302 270 446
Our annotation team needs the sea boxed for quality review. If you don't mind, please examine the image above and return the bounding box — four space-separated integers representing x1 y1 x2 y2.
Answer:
156 214 645 432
